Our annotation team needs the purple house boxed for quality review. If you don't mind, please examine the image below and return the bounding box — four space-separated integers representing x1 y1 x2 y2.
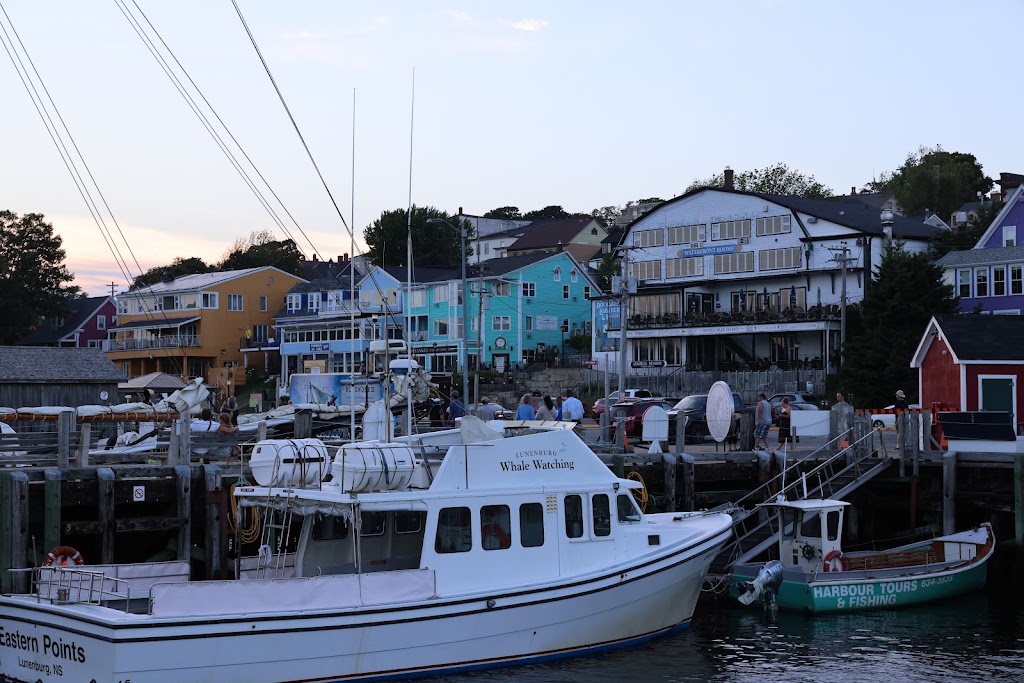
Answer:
938 183 1024 315
17 295 116 348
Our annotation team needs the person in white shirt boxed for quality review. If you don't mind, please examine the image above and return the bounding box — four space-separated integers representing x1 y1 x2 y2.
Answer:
190 408 218 458
561 389 584 421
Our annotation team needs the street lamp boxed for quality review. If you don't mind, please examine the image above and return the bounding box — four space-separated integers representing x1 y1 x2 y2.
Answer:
426 217 470 413
794 340 801 391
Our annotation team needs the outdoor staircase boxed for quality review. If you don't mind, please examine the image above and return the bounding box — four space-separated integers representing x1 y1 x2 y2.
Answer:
708 429 892 576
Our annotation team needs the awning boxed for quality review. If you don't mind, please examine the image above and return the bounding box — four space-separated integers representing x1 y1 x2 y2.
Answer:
111 316 200 331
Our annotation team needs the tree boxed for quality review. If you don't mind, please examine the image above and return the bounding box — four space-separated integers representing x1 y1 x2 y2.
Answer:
363 206 472 267
133 256 213 289
838 242 957 407
877 145 993 219
685 163 833 198
590 205 621 226
593 252 618 292
523 205 572 220
0 211 80 344
483 206 521 219
928 200 1003 259
218 229 304 276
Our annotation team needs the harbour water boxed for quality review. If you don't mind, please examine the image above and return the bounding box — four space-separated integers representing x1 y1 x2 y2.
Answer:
431 543 1024 683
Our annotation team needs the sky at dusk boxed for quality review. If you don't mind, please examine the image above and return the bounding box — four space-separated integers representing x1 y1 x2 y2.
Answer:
2 1 1022 296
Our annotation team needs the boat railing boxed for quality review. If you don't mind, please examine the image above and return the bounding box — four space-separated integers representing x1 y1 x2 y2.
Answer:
14 567 132 612
721 428 882 569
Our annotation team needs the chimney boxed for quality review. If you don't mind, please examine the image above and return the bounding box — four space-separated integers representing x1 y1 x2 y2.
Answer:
724 167 734 191
992 191 1002 203
851 186 857 195
312 253 318 262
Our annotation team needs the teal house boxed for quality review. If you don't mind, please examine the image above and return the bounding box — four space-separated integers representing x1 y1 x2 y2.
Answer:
394 251 600 374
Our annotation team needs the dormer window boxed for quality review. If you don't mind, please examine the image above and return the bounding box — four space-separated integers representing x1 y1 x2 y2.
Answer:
1003 225 1016 247
570 269 578 283
553 266 561 283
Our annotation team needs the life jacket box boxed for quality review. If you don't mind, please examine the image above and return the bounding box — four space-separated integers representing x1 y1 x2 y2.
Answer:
250 439 330 487
334 443 416 492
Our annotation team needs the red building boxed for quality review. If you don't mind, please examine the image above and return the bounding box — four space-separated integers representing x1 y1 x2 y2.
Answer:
911 315 1024 431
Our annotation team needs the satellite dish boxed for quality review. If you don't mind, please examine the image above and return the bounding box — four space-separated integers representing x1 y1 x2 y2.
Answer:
706 381 735 443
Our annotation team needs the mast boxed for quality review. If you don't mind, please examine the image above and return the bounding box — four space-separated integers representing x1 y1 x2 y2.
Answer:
404 69 416 437
350 88 357 442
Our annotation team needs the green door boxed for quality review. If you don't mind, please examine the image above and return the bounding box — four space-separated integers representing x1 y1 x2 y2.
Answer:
980 377 1015 426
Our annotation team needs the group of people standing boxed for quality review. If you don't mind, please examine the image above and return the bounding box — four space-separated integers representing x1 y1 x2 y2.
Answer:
754 392 797 451
511 389 584 422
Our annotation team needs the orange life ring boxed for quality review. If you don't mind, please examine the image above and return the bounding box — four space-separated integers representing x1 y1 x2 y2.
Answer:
43 545 85 567
823 549 849 572
481 523 510 549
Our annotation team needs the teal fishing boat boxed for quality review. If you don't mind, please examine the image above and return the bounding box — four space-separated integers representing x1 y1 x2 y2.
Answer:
730 499 994 613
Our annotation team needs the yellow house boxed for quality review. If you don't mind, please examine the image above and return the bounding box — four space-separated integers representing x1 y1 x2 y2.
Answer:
107 267 306 396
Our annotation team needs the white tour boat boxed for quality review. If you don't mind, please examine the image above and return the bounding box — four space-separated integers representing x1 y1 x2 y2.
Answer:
0 418 732 683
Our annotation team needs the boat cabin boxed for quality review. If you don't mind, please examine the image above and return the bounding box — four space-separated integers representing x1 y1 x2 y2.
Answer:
761 499 849 572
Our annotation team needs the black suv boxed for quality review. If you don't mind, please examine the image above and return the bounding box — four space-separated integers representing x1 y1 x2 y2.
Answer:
667 392 752 442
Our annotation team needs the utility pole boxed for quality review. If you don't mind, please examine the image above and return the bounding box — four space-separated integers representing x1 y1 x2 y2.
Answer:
617 251 630 399
827 243 855 368
108 282 118 298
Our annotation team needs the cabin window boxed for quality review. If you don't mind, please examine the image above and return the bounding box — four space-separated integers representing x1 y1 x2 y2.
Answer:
801 511 822 539
565 495 585 538
781 508 798 540
395 511 424 534
312 513 349 541
616 494 641 523
592 494 611 537
519 503 545 547
361 511 386 536
480 505 512 550
826 510 842 542
435 507 472 553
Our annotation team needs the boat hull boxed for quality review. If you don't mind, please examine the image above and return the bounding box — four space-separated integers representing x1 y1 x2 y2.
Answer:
730 552 991 614
0 528 729 683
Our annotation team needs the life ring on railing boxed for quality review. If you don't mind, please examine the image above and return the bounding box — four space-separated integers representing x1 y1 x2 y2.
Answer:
481 523 510 549
43 546 85 567
823 549 848 572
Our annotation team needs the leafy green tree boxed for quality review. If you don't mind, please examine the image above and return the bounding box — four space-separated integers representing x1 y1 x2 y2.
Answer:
523 205 572 220
590 205 621 226
838 242 957 407
593 252 618 292
133 256 213 289
630 197 665 205
878 146 993 219
363 206 472 267
483 206 521 219
0 211 80 344
685 163 832 198
929 201 1003 259
218 229 303 276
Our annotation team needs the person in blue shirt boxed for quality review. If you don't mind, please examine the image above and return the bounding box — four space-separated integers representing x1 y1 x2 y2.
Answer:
446 390 465 426
514 394 536 421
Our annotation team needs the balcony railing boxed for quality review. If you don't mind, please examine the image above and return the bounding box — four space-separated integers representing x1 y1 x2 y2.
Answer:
108 335 201 351
611 304 842 330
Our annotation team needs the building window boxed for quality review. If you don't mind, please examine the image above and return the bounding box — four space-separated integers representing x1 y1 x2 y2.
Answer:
570 269 578 283
755 215 792 236
993 266 1006 296
711 219 751 241
260 296 268 312
630 293 680 318
668 224 706 245
202 292 218 309
553 266 561 282
228 294 243 311
1004 226 1016 247
434 320 448 336
665 257 703 278
433 284 449 303
492 281 511 297
161 295 180 311
561 318 569 333
758 247 803 271
1012 265 1023 295
409 288 426 307
308 293 320 313
492 315 511 331
584 286 591 299
714 251 755 274
286 294 301 312
633 229 664 248
117 299 129 314
630 260 662 281
96 315 106 331
975 268 988 297
563 285 570 299
525 316 533 331
251 325 269 344
522 282 536 298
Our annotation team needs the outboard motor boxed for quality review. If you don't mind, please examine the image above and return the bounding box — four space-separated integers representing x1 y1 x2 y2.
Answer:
737 560 784 607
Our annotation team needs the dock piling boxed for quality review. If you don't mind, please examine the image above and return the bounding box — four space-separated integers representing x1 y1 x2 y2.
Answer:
942 452 957 535
98 467 116 564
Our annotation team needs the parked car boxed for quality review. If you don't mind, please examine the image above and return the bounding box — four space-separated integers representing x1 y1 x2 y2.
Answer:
870 404 920 429
591 389 654 419
666 392 751 442
768 392 821 425
468 403 514 420
608 398 674 442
